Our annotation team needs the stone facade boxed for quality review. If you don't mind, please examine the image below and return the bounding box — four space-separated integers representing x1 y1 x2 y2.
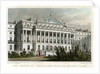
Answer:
74 29 91 52
8 22 16 52
8 16 91 56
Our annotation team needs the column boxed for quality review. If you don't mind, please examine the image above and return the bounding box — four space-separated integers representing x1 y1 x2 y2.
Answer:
26 30 27 42
63 33 64 44
67 33 68 44
36 30 37 42
31 30 32 43
52 32 54 43
40 31 41 43
48 32 50 43
61 33 62 44
44 31 45 43
70 33 71 45
56 32 57 44
29 31 30 42
23 30 24 42
52 32 53 43
68 33 70 44
66 33 67 44
60 33 61 44
42 31 44 43
58 33 60 44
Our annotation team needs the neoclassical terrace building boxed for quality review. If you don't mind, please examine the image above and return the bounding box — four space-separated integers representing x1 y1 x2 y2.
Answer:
8 22 16 52
75 29 91 52
14 15 75 56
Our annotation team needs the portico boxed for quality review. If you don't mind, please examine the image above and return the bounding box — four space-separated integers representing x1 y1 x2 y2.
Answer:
36 29 74 56
22 29 33 51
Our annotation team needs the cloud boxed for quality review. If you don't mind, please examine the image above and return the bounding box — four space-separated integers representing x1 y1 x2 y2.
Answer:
8 8 92 30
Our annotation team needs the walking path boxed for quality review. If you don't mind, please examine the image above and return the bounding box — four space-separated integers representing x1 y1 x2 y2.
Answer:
9 56 50 61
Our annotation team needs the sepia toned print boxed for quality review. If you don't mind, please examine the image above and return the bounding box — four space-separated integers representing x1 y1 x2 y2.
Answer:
8 7 92 61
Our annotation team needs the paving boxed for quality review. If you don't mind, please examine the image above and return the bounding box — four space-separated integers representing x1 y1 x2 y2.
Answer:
8 56 50 61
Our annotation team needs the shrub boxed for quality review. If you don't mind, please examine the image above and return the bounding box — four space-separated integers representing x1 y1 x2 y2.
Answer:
20 49 26 57
8 51 12 58
8 51 20 58
55 46 91 61
26 52 34 57
8 50 35 58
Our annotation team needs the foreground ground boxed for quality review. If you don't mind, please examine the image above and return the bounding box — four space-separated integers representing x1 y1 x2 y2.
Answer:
8 56 50 61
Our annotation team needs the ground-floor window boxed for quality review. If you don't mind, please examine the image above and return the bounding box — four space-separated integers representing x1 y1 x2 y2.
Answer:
54 46 57 51
62 46 64 50
10 45 12 50
69 46 70 50
27 37 29 42
46 45 49 51
50 46 53 51
65 46 67 51
28 45 30 50
20 45 21 50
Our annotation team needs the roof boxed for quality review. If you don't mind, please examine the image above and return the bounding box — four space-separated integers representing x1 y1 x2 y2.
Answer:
82 29 88 32
75 29 89 32
35 15 76 32
8 22 16 26
8 22 15 24
38 15 63 25
75 29 82 31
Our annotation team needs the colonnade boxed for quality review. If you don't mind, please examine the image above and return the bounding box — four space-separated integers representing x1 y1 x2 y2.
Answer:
22 30 32 42
37 30 74 45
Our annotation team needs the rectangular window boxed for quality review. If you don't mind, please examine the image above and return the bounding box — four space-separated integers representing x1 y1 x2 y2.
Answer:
71 34 74 38
10 37 12 41
68 34 70 38
10 25 12 27
42 36 44 43
10 32 12 34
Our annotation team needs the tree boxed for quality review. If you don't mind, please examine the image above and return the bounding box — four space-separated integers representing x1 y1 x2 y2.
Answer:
20 49 26 57
55 45 91 61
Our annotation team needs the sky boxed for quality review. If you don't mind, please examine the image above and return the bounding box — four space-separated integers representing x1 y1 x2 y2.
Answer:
8 7 92 30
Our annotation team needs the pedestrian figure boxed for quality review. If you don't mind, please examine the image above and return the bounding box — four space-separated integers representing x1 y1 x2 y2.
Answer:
39 51 41 57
